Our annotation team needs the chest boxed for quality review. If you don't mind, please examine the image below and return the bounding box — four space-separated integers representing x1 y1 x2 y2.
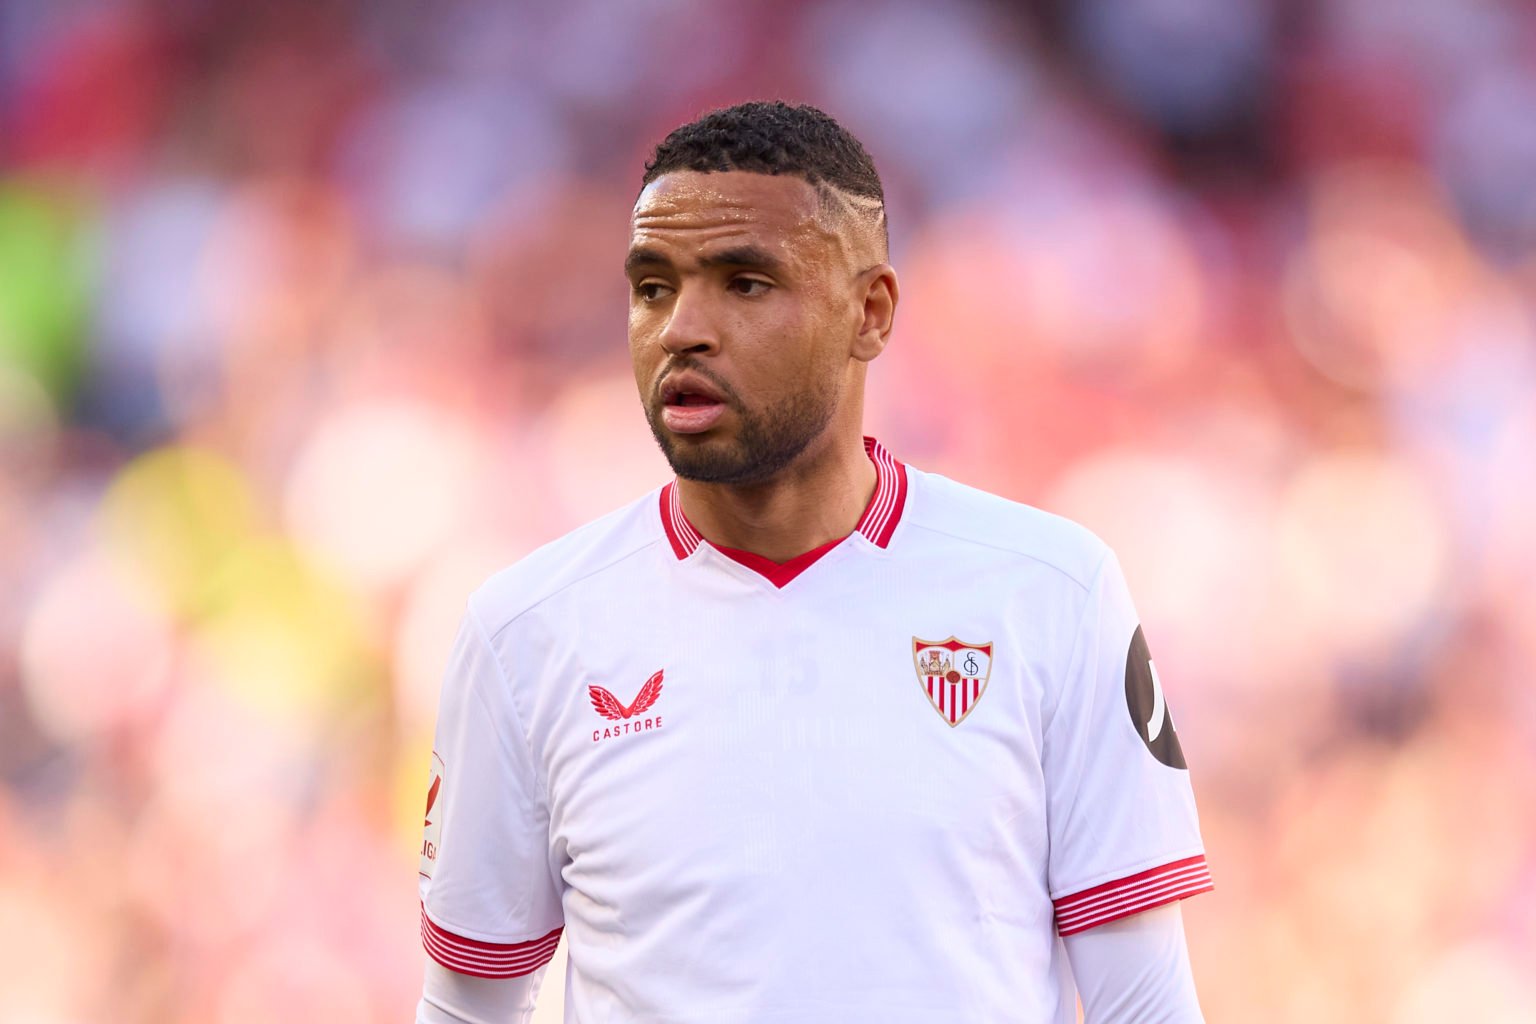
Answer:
520 563 1065 899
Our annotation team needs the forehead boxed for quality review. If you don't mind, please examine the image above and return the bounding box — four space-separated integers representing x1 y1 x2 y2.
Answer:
629 171 834 260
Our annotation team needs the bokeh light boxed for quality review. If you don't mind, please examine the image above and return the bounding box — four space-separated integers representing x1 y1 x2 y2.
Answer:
283 400 487 591
20 544 174 743
1271 449 1450 655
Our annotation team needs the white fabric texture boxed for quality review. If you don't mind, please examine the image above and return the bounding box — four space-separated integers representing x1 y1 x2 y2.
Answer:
415 906 1203 1024
1064 905 1204 1023
416 960 547 1024
417 607 564 978
416 444 1210 1022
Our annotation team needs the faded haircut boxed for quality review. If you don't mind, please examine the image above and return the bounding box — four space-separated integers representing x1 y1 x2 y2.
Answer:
642 100 888 252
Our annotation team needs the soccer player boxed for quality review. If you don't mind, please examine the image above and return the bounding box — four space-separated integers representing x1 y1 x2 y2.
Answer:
417 101 1212 1023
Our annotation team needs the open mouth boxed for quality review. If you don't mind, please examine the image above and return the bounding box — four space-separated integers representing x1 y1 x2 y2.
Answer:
659 376 728 433
666 392 721 408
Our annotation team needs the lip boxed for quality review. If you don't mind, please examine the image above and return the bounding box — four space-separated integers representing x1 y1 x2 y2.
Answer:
658 371 727 407
661 403 726 433
657 370 729 434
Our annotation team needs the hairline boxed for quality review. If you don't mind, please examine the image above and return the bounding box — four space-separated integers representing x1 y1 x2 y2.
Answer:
635 167 888 260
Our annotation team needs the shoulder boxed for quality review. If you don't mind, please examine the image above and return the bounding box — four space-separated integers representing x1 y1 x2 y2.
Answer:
902 467 1112 592
467 489 666 634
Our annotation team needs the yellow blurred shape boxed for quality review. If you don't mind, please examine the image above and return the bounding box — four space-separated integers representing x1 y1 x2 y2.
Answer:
393 733 437 853
98 445 259 614
190 539 374 724
0 359 57 439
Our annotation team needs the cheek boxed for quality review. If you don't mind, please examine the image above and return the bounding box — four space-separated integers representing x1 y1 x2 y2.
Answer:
793 294 851 367
749 291 827 345
628 326 659 398
626 304 650 350
628 306 660 357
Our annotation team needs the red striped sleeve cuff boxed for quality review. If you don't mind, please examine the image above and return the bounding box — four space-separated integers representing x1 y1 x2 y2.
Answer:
420 904 563 978
1053 854 1213 937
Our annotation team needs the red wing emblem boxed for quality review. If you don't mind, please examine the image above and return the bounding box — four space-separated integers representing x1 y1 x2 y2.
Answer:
913 637 993 727
589 670 664 721
420 751 445 878
423 774 442 828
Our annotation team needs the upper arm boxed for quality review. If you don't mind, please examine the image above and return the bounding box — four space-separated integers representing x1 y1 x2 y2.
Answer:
1062 904 1204 1023
417 958 550 1024
1042 551 1213 936
418 604 563 978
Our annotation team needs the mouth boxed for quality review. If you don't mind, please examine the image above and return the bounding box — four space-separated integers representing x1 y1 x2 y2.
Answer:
658 373 728 434
660 374 725 406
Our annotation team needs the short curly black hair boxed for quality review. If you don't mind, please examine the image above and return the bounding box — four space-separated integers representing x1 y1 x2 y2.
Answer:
643 100 885 209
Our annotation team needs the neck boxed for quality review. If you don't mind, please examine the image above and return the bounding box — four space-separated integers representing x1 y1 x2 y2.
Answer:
675 431 876 563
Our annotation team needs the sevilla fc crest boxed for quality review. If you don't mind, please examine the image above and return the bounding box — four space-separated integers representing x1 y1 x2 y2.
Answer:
913 637 993 727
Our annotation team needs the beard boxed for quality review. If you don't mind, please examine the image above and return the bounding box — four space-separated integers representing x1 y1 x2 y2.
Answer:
642 364 840 486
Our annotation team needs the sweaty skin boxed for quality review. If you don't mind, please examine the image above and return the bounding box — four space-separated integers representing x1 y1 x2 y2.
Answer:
626 171 898 563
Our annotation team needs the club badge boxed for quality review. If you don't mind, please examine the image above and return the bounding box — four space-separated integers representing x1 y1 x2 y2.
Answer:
912 637 993 727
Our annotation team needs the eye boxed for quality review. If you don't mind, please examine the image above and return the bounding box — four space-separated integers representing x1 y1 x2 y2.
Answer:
729 277 771 297
634 280 673 302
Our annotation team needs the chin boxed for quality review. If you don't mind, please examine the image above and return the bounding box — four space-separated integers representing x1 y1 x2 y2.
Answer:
663 442 756 485
645 394 829 486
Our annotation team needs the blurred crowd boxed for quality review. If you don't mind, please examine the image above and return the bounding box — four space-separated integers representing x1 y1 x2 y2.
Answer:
2 0 1534 1021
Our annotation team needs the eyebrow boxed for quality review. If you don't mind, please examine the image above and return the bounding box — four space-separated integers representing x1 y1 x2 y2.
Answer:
624 244 785 277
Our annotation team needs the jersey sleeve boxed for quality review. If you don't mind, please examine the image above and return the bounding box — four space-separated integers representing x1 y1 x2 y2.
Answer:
1042 551 1212 937
418 602 563 977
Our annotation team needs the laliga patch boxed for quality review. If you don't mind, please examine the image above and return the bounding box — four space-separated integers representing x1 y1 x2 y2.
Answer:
419 752 445 877
1124 626 1186 769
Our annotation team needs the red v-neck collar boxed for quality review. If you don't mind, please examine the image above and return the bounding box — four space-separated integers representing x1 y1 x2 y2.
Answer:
708 536 845 588
658 436 908 588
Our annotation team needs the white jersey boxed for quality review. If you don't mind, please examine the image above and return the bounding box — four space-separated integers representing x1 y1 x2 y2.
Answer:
419 438 1211 1023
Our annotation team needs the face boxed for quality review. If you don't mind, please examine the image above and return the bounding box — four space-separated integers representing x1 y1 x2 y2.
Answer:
626 171 874 485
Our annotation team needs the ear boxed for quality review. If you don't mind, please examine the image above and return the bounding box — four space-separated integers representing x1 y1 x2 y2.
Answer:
851 264 899 363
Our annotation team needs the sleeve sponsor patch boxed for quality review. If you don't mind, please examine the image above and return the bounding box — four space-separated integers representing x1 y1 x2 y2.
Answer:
419 751 445 877
1124 626 1187 769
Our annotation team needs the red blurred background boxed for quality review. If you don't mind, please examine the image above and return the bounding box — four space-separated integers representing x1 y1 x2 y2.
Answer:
2 1 1534 1021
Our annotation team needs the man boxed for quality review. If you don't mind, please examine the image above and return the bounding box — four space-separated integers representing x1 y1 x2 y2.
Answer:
417 101 1211 1023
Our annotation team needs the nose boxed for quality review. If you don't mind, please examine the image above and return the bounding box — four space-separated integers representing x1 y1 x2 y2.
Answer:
657 285 720 358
